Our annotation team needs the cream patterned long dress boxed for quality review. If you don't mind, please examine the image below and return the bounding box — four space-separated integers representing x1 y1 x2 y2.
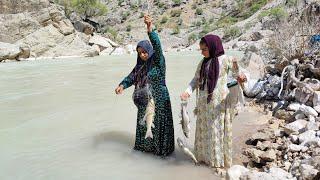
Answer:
185 55 240 168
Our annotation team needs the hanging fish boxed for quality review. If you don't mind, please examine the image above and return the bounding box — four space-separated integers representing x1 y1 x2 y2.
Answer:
140 98 155 139
177 137 198 165
180 100 191 138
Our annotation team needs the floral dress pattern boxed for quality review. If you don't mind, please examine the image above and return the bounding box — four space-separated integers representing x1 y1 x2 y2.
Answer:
186 55 239 168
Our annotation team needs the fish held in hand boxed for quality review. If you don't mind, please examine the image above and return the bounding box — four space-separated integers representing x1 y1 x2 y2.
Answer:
180 100 191 138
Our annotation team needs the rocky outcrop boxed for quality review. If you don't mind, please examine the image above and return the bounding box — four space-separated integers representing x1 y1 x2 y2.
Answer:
15 25 98 58
0 0 50 14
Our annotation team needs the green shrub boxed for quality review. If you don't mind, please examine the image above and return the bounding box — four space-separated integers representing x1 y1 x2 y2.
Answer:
286 0 298 7
71 0 107 17
121 11 130 21
237 0 268 19
188 33 198 44
160 16 168 24
170 9 182 17
196 8 203 15
177 18 183 25
216 16 238 28
223 26 242 40
172 0 181 6
258 6 288 20
105 27 118 41
172 26 180 35
269 7 288 20
199 24 211 38
126 24 132 32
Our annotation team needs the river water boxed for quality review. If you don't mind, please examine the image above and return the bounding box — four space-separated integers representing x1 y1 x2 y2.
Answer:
0 52 245 180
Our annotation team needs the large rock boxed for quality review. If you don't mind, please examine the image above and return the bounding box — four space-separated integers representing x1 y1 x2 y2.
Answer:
89 34 113 50
16 25 98 57
0 0 50 14
0 42 21 60
0 5 68 43
240 52 265 80
0 14 41 43
52 19 75 36
41 33 99 57
15 24 64 56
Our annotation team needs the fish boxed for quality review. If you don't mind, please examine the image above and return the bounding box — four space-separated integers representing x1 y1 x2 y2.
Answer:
143 98 155 139
177 137 198 165
180 100 191 138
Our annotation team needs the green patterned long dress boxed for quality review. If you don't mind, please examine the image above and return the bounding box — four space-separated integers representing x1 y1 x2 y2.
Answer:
119 30 175 156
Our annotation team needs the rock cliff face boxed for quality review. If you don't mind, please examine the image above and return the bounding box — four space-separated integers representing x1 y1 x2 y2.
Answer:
0 0 100 61
0 0 50 14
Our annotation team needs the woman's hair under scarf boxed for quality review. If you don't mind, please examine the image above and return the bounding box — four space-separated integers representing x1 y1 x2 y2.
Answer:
131 40 155 87
199 34 225 103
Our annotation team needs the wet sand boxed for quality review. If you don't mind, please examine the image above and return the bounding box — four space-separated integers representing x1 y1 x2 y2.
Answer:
0 52 268 180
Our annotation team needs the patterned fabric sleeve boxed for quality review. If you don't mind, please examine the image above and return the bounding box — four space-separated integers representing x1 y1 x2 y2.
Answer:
119 67 135 89
148 30 163 66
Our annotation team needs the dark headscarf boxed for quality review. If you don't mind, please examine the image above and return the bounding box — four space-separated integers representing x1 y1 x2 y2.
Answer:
131 40 155 87
199 34 225 103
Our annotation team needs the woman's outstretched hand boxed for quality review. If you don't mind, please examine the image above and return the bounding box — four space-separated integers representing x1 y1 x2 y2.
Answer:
180 92 190 101
237 73 247 83
115 85 124 95
144 14 152 33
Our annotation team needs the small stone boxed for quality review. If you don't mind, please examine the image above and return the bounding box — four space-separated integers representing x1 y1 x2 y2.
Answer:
290 134 299 144
260 149 277 162
299 164 319 180
288 103 302 111
248 132 271 145
284 119 308 135
299 104 318 117
299 130 317 144
308 115 316 122
306 121 320 131
227 165 249 180
244 148 264 163
295 113 306 120
314 105 320 113
288 144 308 152
274 109 295 122
284 161 291 171
313 91 320 107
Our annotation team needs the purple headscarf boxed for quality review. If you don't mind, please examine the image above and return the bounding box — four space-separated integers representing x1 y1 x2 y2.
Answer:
199 34 225 103
131 40 155 87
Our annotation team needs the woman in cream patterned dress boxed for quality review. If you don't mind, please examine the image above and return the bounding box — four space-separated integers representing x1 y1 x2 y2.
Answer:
180 34 246 171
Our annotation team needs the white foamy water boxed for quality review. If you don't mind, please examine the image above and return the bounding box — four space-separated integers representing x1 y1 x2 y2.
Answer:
0 51 243 180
